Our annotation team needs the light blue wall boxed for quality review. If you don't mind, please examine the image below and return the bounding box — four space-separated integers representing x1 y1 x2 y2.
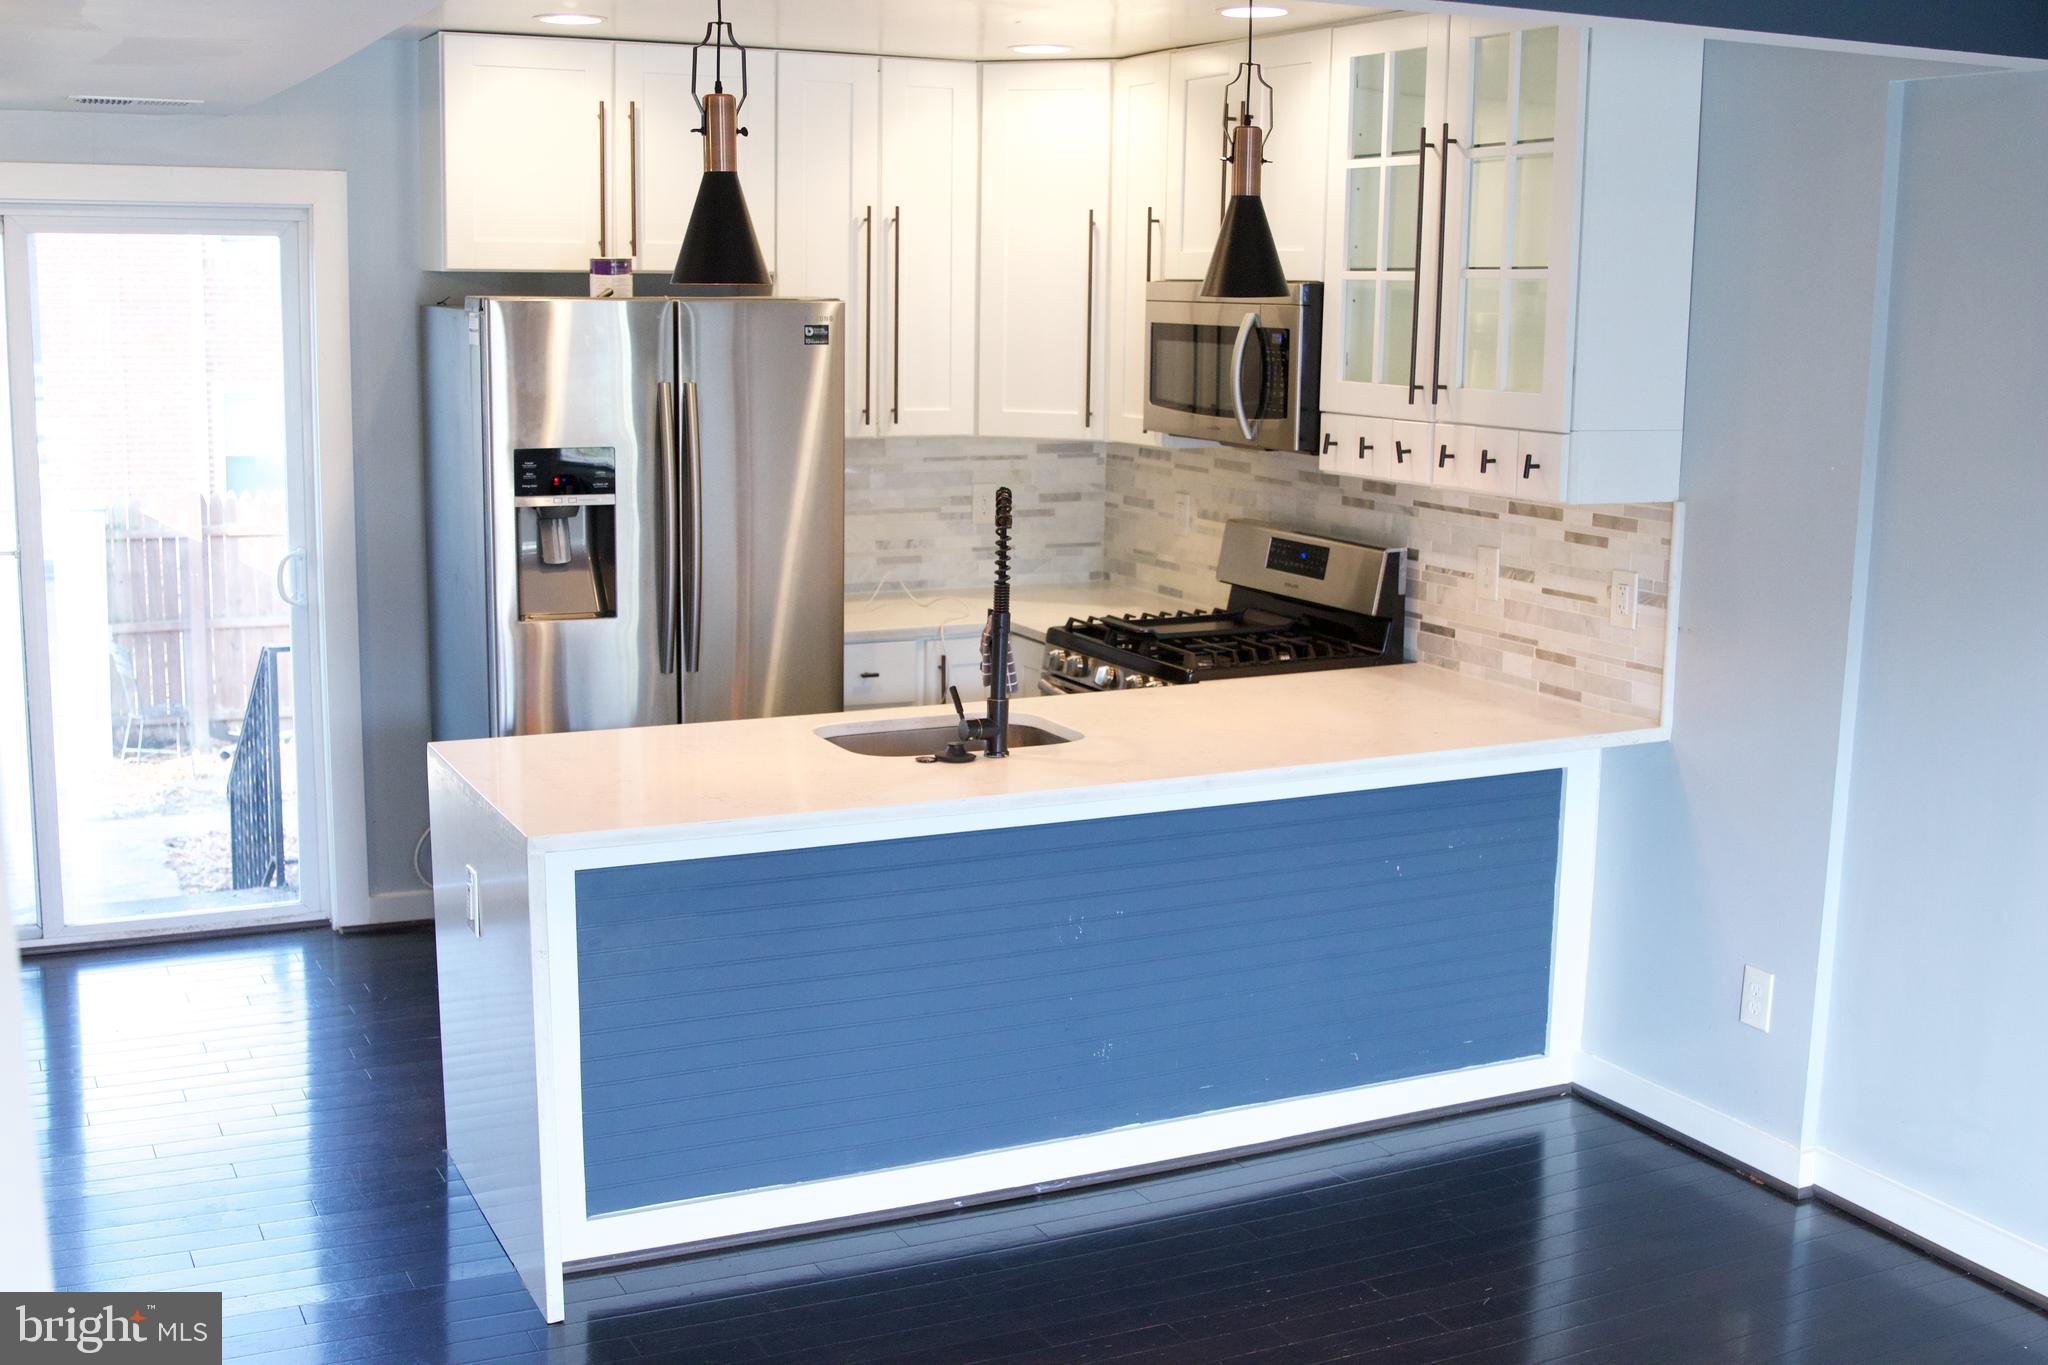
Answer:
576 773 1562 1214
1584 42 1965 1149
1817 68 2048 1249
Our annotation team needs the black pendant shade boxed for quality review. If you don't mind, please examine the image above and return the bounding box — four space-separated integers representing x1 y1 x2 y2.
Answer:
671 6 772 295
1202 194 1287 299
671 169 771 294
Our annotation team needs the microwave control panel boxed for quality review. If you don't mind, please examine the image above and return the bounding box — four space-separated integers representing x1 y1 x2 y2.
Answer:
1255 331 1291 418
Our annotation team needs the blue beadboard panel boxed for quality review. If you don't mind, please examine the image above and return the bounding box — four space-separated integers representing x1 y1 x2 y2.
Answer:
575 769 1563 1215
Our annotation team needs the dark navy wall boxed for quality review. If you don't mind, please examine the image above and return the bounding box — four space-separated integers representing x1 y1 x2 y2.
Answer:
1457 0 2047 60
575 771 1563 1216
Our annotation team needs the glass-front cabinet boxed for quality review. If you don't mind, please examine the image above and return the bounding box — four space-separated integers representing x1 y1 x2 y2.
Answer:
1438 17 1581 435
1318 17 1702 504
1319 16 1445 421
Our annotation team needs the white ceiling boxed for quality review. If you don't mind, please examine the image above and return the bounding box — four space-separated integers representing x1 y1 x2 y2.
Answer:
409 0 1388 62
0 0 1388 116
0 0 443 112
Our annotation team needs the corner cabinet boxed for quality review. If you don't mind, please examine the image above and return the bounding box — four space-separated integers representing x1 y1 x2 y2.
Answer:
977 61 1111 440
1318 19 1702 504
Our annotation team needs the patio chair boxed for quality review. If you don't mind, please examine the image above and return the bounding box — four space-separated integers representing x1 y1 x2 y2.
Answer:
112 645 192 760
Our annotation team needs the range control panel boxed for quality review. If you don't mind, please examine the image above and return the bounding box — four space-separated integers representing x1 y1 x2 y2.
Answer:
514 446 616 500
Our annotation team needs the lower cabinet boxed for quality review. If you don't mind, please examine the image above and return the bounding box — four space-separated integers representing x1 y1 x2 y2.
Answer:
843 626 1045 710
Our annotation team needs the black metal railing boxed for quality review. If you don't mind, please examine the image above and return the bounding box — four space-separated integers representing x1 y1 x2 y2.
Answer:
229 645 290 890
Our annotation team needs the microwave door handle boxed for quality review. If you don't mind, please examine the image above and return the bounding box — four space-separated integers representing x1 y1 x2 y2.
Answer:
1230 313 1262 443
681 379 704 674
656 380 679 675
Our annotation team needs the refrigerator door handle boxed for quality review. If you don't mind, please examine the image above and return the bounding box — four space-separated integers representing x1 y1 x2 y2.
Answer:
682 379 704 674
657 380 680 674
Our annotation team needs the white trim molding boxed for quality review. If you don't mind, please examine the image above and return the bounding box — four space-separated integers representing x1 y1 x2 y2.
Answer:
1809 1149 2048 1302
1574 1053 1806 1189
0 161 370 936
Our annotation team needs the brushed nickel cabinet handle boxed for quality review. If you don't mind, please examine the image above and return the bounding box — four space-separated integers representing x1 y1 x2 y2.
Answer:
891 206 902 425
597 100 609 258
627 100 639 260
862 206 874 427
1083 209 1097 428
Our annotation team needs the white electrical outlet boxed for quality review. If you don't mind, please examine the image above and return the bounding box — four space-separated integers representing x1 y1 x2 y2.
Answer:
1476 547 1500 600
972 484 1000 525
1609 569 1639 628
1176 492 1195 533
464 864 482 937
1740 964 1774 1032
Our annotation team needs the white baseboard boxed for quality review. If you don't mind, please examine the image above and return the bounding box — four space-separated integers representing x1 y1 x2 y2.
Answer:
1810 1148 2048 1301
1574 1052 1804 1187
334 886 432 930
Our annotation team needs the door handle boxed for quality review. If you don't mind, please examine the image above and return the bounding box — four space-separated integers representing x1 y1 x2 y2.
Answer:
1394 439 1411 466
1321 432 1338 455
1522 451 1542 479
1437 442 1455 468
1430 121 1457 401
627 100 640 260
1359 437 1374 462
597 100 609 258
1083 209 1097 428
656 380 679 674
1407 126 1434 406
861 206 874 428
1229 312 1263 443
273 549 308 608
890 206 902 426
1145 206 1159 283
681 380 704 674
1479 446 1497 473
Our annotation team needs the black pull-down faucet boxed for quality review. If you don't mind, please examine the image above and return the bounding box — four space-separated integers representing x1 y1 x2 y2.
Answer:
942 486 1014 759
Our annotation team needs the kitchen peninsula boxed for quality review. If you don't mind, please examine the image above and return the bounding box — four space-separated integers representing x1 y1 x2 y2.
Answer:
428 667 1662 1320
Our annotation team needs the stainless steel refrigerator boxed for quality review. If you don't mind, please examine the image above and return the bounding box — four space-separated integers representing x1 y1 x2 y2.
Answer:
425 296 845 739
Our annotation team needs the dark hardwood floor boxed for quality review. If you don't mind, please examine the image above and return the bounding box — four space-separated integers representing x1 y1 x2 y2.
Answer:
22 925 2047 1363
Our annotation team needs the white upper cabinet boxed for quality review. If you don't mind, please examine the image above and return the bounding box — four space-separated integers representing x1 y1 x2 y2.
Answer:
978 61 1111 440
422 33 616 271
1161 27 1331 284
1319 15 1445 423
1318 17 1701 503
775 52 882 436
1107 52 1170 446
612 41 778 277
878 59 979 436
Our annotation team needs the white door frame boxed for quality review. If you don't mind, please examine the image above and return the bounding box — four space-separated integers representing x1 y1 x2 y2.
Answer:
0 163 367 947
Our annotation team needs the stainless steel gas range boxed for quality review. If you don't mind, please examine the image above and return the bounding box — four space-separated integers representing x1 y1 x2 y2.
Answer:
1041 521 1406 695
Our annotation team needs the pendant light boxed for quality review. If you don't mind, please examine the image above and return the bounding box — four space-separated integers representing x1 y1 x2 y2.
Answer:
671 0 771 294
1200 11 1288 299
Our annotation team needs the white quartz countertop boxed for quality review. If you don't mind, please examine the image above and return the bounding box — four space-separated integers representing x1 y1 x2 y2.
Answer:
845 583 1181 641
429 665 1665 851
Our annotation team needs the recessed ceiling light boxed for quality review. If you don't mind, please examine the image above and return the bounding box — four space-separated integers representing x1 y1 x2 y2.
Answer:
1009 43 1071 55
535 10 605 25
1219 5 1289 17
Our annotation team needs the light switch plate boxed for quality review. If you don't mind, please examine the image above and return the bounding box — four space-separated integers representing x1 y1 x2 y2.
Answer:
1740 964 1774 1031
1609 570 1639 628
972 484 1000 526
464 864 481 937
1176 493 1195 534
1476 547 1500 600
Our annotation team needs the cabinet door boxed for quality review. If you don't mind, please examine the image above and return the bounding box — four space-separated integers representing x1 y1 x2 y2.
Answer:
426 33 615 270
880 59 978 436
1437 19 1583 434
978 61 1111 439
1161 28 1331 282
613 42 777 276
776 52 882 436
1319 15 1446 422
844 639 923 709
1107 52 1170 446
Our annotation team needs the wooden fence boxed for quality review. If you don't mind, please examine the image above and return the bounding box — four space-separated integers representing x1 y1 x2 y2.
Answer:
105 492 294 747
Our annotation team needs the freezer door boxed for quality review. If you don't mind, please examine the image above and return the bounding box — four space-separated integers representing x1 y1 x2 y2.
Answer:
482 298 678 735
673 298 846 723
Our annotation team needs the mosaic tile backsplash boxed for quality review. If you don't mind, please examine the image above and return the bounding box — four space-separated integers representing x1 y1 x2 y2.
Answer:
1102 443 1675 719
846 436 1107 592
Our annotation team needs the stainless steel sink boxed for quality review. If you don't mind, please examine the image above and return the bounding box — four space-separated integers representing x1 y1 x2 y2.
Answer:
817 715 1080 758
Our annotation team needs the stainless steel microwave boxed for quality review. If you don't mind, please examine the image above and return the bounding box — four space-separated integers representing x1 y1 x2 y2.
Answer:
1143 280 1322 453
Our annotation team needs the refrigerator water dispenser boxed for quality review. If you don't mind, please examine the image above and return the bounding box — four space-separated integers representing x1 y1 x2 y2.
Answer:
513 446 617 620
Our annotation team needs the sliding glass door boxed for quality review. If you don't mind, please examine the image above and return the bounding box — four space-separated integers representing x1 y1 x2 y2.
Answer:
3 209 327 943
